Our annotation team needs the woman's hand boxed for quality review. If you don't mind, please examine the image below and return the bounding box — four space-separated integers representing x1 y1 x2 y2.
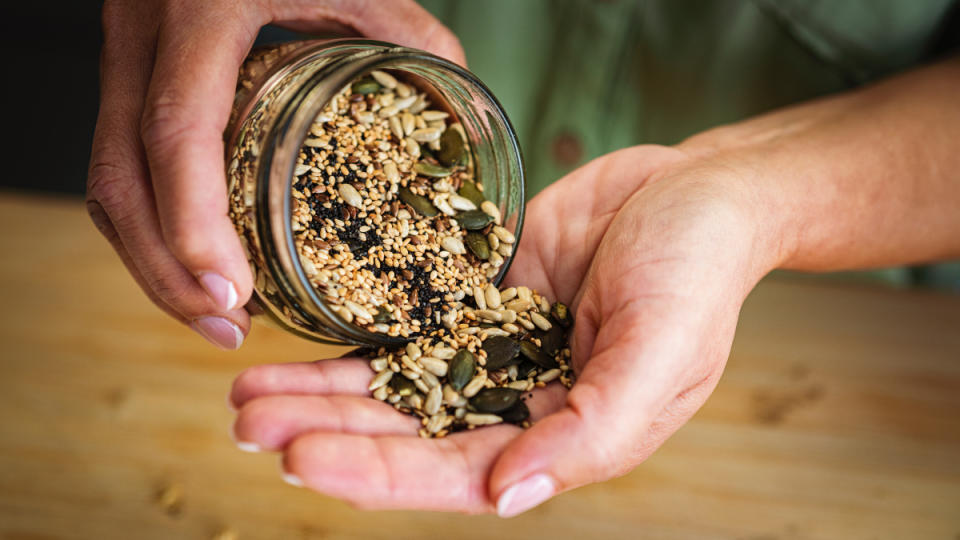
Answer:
229 144 779 515
87 0 464 349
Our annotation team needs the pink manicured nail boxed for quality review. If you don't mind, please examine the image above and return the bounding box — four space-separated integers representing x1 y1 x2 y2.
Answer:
236 441 261 453
496 474 555 518
198 272 238 310
191 317 244 350
282 473 304 487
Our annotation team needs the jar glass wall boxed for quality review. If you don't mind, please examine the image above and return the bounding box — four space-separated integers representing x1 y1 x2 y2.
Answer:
226 39 525 347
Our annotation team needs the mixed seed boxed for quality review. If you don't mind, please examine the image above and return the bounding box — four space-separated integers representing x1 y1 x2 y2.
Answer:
290 70 512 339
228 56 576 438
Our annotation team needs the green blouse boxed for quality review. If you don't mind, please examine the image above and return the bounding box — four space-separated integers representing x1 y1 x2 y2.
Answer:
419 0 960 289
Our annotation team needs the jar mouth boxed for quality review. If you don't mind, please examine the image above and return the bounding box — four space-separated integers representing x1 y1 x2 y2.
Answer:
261 39 525 346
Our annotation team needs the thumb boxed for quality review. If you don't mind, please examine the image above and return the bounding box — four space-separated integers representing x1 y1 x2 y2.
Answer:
488 310 687 517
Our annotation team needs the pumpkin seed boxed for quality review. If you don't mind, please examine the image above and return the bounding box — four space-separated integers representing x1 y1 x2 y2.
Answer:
398 187 438 216
351 77 381 95
469 387 521 413
499 401 530 424
456 210 494 230
520 340 558 369
551 302 573 329
436 128 465 166
517 360 538 379
448 349 476 391
481 336 521 370
538 324 564 357
413 161 454 178
373 306 393 324
388 375 416 397
457 180 485 206
465 232 490 260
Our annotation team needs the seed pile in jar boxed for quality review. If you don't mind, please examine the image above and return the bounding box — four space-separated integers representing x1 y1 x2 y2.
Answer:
290 70 574 437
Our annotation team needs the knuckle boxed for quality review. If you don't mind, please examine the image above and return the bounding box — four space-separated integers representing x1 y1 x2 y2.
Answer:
164 225 208 266
144 269 194 310
140 95 197 152
87 160 136 211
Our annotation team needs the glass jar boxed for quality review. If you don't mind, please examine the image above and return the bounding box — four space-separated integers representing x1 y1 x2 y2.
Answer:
225 39 525 347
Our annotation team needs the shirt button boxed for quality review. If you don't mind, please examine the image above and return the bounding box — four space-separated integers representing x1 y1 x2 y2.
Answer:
551 131 583 168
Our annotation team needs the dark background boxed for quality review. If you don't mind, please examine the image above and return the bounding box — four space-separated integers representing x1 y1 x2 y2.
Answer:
1 2 298 197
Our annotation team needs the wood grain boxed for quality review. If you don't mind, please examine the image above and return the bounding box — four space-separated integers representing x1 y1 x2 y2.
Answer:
0 193 958 540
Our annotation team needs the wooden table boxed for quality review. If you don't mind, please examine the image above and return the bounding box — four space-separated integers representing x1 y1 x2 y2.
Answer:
1 193 958 540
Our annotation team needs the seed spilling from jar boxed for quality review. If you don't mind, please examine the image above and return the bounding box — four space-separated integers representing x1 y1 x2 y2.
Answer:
229 63 573 438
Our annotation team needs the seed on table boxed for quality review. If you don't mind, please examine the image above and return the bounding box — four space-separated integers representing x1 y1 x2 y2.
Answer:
484 284 502 309
441 236 465 255
448 349 476 390
537 368 561 383
424 385 443 415
464 413 503 426
493 225 516 244
368 369 393 391
370 69 398 88
469 387 521 413
530 311 552 331
338 184 364 209
461 372 487 398
480 201 501 224
420 356 448 377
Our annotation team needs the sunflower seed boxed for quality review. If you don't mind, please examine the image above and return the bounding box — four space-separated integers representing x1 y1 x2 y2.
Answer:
389 115 404 140
420 369 440 389
464 413 503 426
404 136 421 158
424 385 443 415
344 300 372 321
420 356 448 377
487 232 500 251
537 368 562 383
383 160 400 183
369 369 394 391
499 309 517 324
473 286 487 310
410 127 443 142
493 226 515 244
370 70 398 88
461 372 487 397
449 194 477 211
480 201 501 224
530 311 552 331
421 110 450 121
370 357 389 372
441 236 465 255
338 184 364 209
476 309 502 322
405 342 422 361
484 284 502 309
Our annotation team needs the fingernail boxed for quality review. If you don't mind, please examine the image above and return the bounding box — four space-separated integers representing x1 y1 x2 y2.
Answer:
236 441 261 453
496 474 555 518
190 317 244 350
282 472 304 487
198 272 238 310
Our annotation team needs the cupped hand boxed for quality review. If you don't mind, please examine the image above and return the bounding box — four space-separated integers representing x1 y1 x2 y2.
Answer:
229 144 781 515
87 0 464 349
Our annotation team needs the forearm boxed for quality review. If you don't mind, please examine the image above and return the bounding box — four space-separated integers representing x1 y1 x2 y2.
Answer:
679 55 960 272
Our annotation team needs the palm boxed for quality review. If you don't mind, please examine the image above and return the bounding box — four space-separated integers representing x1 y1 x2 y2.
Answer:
230 146 757 512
